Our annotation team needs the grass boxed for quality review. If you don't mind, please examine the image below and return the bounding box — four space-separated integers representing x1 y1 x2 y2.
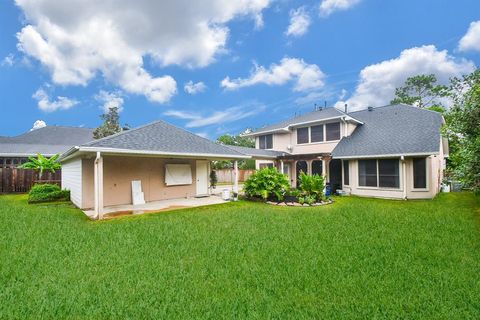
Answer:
0 193 479 318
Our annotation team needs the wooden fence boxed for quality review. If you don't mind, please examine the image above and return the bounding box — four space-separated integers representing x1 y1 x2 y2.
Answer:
215 169 255 183
0 168 61 193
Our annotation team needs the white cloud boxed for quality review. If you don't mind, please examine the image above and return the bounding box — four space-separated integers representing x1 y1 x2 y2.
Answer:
1 54 15 67
221 57 325 92
14 0 271 103
184 81 207 95
459 21 480 52
164 104 265 128
319 0 361 17
30 120 46 131
285 6 311 37
335 45 475 111
32 88 79 112
95 90 124 113
195 132 209 139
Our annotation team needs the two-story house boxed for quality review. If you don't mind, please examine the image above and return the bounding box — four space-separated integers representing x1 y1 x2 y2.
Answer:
244 104 449 199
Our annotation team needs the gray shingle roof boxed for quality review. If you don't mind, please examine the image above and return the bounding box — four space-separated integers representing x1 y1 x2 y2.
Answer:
0 126 94 156
223 145 289 158
80 120 246 158
0 144 73 156
332 104 444 158
10 126 94 145
248 107 348 135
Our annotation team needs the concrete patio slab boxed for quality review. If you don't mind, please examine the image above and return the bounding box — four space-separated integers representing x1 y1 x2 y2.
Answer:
84 195 229 219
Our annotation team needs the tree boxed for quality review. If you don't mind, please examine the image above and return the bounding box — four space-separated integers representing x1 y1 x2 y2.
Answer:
214 130 256 170
19 153 61 179
93 107 122 139
391 74 448 110
445 69 480 193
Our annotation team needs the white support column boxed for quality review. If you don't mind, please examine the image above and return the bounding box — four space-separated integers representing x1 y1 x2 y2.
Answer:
233 160 239 200
401 156 407 200
94 152 104 219
280 160 284 174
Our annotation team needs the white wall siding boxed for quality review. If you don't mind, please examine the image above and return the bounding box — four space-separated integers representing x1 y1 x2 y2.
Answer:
62 158 82 208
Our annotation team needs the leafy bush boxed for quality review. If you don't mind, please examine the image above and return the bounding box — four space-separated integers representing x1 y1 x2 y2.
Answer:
209 170 218 189
298 172 325 203
28 184 70 203
244 167 290 201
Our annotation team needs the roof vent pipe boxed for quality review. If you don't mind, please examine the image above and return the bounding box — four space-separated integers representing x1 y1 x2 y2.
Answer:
368 106 374 111
344 103 348 113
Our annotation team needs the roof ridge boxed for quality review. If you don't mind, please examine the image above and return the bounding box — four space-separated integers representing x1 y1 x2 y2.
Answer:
82 120 164 146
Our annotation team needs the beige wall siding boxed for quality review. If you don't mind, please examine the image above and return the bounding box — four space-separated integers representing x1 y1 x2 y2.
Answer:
101 156 197 207
342 156 442 199
61 158 82 208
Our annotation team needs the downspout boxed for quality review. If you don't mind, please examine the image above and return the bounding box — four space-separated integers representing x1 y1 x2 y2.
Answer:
341 117 348 137
401 155 407 200
94 152 102 219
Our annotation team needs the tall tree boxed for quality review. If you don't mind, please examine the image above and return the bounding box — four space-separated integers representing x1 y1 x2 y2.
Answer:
391 74 448 110
93 107 122 139
445 69 480 193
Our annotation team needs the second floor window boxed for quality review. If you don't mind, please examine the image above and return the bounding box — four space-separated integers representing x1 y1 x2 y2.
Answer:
310 125 324 142
297 127 309 144
326 122 341 141
259 134 273 149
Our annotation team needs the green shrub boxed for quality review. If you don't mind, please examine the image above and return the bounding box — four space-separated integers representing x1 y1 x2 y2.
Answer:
244 167 290 201
298 172 325 203
28 184 70 203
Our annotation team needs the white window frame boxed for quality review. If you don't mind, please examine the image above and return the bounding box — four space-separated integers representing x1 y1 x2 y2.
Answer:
258 134 274 150
357 159 402 191
295 121 342 146
411 157 430 192
342 160 350 187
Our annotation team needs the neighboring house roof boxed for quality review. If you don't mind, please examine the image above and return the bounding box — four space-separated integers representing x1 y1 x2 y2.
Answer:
332 104 444 158
223 145 289 159
0 126 94 157
246 107 362 136
61 120 250 161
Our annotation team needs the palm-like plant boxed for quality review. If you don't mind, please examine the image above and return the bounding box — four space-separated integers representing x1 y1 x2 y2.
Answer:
19 153 61 179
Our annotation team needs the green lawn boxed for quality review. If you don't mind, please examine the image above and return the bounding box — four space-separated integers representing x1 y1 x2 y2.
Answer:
1 193 479 318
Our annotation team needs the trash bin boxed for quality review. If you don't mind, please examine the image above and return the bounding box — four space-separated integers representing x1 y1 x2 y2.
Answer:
325 183 331 197
222 189 231 200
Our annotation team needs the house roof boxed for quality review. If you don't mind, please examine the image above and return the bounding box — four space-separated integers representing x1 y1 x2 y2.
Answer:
0 126 94 156
246 107 361 136
223 145 288 159
62 120 249 160
332 104 444 158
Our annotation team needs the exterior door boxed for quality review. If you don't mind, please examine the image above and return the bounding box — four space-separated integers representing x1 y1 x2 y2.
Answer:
196 160 209 196
329 159 342 194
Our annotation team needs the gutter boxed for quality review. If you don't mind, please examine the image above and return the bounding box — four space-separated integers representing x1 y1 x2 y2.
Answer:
332 152 439 160
60 146 251 162
245 114 364 137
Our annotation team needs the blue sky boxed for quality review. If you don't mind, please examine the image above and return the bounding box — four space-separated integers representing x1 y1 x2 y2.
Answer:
0 0 479 138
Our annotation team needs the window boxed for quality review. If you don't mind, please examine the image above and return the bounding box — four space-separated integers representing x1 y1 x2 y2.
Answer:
326 122 340 141
413 158 427 189
359 159 400 188
259 163 274 169
358 159 377 187
310 125 324 142
343 160 349 185
312 160 323 175
259 134 273 149
297 127 309 144
378 159 399 188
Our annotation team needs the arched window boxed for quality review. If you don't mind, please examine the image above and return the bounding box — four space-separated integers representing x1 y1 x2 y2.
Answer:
312 160 323 176
296 161 308 187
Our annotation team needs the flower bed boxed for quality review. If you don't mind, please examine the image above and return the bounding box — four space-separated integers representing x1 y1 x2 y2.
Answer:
266 198 334 207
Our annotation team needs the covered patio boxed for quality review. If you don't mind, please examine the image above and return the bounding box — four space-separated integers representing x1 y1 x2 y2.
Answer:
84 194 228 219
